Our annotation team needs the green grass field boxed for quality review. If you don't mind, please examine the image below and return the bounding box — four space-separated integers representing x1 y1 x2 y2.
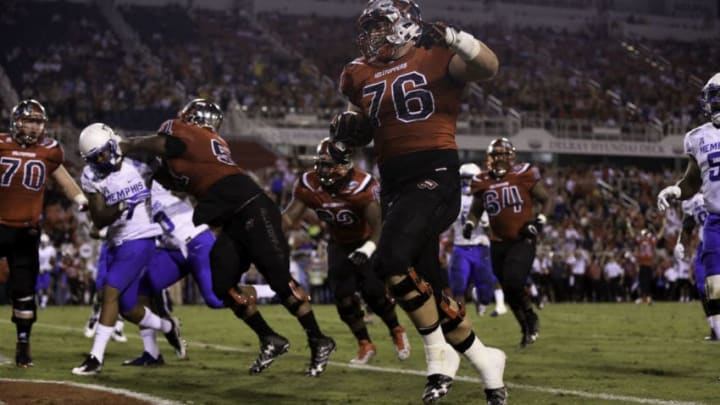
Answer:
0 302 716 405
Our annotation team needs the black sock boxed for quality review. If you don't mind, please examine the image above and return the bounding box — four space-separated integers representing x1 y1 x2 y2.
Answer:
17 324 31 343
243 312 276 338
352 328 371 342
298 311 323 339
381 315 400 331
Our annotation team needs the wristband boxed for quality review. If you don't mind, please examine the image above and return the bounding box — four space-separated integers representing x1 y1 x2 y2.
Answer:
73 193 88 207
356 240 377 257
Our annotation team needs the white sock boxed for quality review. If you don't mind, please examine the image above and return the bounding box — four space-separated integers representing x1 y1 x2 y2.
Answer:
707 316 713 329
114 319 125 332
140 328 160 358
420 325 447 347
494 289 506 310
462 336 505 389
138 307 172 333
529 284 538 297
90 324 114 363
711 314 720 338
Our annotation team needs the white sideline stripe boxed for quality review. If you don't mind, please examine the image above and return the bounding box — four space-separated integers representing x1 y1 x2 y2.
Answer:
0 320 705 405
0 378 183 405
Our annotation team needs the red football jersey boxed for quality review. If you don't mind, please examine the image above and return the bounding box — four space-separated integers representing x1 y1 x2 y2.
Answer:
470 163 541 241
292 169 378 244
0 134 63 227
340 46 464 163
158 119 243 198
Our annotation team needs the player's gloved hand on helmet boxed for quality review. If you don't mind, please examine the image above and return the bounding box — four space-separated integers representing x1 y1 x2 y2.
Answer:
74 194 89 212
673 243 685 261
348 240 376 267
657 185 681 211
462 221 475 239
415 21 449 49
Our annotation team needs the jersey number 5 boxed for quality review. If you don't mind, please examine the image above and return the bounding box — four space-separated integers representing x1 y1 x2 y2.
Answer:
363 72 435 127
0 157 46 191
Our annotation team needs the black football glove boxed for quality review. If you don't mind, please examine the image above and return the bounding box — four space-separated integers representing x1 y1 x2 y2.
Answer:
519 214 547 240
462 222 475 239
415 21 449 50
329 111 372 147
348 251 370 266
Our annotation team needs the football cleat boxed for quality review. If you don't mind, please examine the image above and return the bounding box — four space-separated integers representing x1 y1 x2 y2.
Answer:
84 316 98 338
249 334 290 374
485 386 508 405
122 351 165 366
111 329 128 343
350 339 377 365
306 336 336 377
72 354 103 376
15 341 33 368
490 306 507 317
391 326 411 361
704 329 719 341
422 374 453 404
163 317 187 359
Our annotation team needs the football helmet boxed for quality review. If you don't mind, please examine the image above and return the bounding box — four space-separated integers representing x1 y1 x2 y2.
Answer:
459 163 480 195
10 99 48 146
179 98 223 132
315 137 353 188
79 123 123 175
701 73 720 127
486 138 516 178
357 0 422 61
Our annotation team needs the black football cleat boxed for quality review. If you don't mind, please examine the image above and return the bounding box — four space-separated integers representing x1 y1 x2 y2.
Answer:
306 336 336 377
72 354 103 376
485 386 508 405
164 317 187 359
249 334 290 374
122 351 165 366
15 341 33 368
422 374 453 404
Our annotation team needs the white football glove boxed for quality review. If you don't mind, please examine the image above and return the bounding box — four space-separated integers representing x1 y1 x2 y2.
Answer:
673 243 685 261
657 185 681 211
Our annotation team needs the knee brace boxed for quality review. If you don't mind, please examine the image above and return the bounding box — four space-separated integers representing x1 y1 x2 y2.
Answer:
388 269 433 312
227 286 257 318
12 295 36 324
365 292 396 320
438 292 466 334
706 275 720 315
281 280 310 313
336 294 365 330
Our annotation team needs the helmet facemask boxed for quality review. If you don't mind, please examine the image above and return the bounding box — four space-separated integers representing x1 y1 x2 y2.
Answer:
10 100 48 146
356 0 422 62
179 99 223 132
701 83 720 127
486 139 516 179
315 138 354 190
83 139 123 176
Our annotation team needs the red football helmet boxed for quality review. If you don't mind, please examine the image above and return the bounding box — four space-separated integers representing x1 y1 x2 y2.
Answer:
486 138 516 178
315 137 354 188
10 99 48 146
179 98 223 132
357 0 422 61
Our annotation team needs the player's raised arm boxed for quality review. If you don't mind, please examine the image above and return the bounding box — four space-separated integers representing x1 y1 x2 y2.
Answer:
119 134 186 159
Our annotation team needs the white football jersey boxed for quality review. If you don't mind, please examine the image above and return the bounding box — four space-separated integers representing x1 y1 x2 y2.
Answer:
151 182 208 250
684 123 720 213
453 194 490 246
681 193 707 242
38 245 56 273
81 159 161 246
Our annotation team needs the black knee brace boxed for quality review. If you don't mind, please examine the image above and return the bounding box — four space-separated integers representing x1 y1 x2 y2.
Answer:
438 292 465 334
227 287 257 318
388 269 433 312
336 294 365 330
12 295 36 325
281 280 310 313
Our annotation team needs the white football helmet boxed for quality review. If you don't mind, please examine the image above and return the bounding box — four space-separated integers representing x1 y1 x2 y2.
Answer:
701 73 720 127
78 123 123 175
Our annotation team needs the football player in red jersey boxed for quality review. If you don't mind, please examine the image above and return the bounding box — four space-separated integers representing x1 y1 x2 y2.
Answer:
283 138 410 365
120 99 336 377
465 138 552 348
333 1 506 403
0 99 88 367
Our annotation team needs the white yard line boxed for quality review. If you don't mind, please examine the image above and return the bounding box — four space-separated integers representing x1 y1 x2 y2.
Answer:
0 320 706 405
0 378 184 405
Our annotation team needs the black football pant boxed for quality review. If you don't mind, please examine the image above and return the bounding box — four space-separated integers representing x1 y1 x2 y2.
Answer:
491 239 536 333
0 225 40 326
